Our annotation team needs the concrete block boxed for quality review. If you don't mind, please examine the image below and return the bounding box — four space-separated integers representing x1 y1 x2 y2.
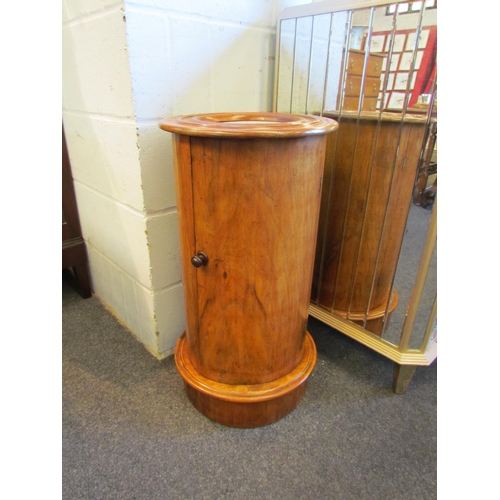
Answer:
169 16 212 115
87 244 127 317
209 24 275 112
88 246 159 355
136 122 177 212
62 8 135 117
63 113 144 212
154 283 186 357
73 183 152 288
146 212 182 289
124 10 171 120
62 0 122 23
124 0 276 28
128 275 160 355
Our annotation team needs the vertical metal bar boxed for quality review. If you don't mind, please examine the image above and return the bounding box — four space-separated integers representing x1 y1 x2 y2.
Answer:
314 11 350 307
336 10 353 116
305 16 316 115
319 12 335 117
399 197 437 352
365 2 426 337
419 294 437 353
360 5 398 329
377 8 398 114
273 19 282 112
413 74 437 207
329 10 357 312
344 6 382 324
332 8 375 314
400 4 425 116
355 7 375 114
289 18 298 113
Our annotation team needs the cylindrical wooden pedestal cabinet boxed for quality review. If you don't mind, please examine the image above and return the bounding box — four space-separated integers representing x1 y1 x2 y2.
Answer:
159 112 337 427
312 111 428 335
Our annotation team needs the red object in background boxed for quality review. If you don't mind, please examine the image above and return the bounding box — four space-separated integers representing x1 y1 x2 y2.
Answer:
408 26 437 106
371 25 437 109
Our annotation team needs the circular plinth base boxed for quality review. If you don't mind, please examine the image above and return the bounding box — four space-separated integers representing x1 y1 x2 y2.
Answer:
174 332 317 428
333 290 399 336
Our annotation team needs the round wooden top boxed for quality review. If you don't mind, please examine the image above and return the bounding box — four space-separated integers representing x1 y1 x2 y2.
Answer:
159 112 338 138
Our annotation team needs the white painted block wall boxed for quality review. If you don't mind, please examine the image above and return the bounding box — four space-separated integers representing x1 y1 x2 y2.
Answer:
62 0 309 358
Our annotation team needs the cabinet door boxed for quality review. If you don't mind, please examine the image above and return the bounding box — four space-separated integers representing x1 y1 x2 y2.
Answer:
185 135 324 385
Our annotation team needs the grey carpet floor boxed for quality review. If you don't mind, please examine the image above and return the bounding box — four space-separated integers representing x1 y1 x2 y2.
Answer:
62 273 437 500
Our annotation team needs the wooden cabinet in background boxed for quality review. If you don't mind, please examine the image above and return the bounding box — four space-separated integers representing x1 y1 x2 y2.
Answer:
312 111 429 335
342 50 384 112
62 124 92 298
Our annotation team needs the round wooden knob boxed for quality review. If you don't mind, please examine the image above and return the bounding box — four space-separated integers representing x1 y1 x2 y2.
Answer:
191 252 208 268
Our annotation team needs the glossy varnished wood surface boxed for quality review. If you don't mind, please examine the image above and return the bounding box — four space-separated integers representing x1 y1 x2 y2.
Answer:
175 331 316 428
181 134 327 385
172 134 200 361
184 381 308 428
160 112 337 138
164 112 336 426
312 113 427 335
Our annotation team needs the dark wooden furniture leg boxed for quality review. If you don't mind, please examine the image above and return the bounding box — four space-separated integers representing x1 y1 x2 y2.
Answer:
62 123 92 299
73 263 92 299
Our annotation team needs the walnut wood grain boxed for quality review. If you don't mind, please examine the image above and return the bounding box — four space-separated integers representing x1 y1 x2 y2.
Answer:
162 112 336 426
172 134 201 363
160 111 337 138
175 331 316 428
312 112 427 335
